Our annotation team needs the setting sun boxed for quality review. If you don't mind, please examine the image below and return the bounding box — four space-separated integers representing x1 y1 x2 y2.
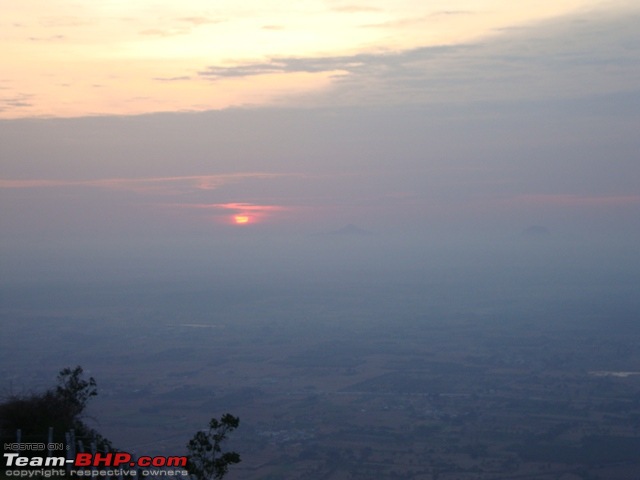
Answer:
234 215 250 225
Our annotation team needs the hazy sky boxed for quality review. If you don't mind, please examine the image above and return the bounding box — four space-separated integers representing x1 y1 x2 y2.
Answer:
1 0 639 262
2 0 626 117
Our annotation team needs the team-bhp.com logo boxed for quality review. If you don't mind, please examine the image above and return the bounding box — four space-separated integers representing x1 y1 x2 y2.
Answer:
4 452 189 477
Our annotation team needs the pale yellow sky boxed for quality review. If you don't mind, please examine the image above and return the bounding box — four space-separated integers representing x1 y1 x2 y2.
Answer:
0 0 613 118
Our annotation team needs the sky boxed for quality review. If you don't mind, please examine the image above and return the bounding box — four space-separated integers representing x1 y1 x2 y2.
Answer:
2 0 630 117
1 0 640 283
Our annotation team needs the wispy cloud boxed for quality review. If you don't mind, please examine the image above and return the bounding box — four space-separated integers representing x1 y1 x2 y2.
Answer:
514 194 640 207
178 16 222 26
167 202 289 224
29 35 66 42
359 10 474 29
204 202 287 212
0 93 34 112
139 28 189 37
138 15 222 38
197 52 398 79
430 10 474 16
291 8 640 107
331 5 382 13
0 173 293 195
39 16 90 28
153 76 191 82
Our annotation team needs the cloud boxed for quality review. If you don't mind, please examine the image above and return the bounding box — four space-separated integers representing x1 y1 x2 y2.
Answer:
178 16 222 26
206 203 287 212
429 10 474 16
514 194 640 208
360 12 473 29
167 202 289 224
138 16 222 38
197 51 406 79
330 5 382 13
0 173 293 195
39 16 90 28
28 35 66 42
197 5 640 110
139 28 189 37
153 76 191 82
296 7 640 107
0 93 34 112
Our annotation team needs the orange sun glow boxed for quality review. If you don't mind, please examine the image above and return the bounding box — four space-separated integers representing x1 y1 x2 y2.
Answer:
234 215 250 224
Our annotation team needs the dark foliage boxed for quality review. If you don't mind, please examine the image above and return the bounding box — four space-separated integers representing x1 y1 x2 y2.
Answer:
186 414 241 480
0 366 112 451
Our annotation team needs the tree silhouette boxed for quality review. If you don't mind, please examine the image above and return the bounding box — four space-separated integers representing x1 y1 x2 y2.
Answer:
56 366 97 417
1 366 242 478
186 414 241 480
0 365 111 450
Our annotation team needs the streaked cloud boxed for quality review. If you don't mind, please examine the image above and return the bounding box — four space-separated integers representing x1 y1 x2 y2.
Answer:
0 93 34 112
153 76 191 82
28 35 66 42
1 1 638 240
330 6 382 13
301 8 640 107
190 5 640 108
167 202 289 225
178 16 223 26
207 203 287 212
139 28 189 37
360 12 473 29
198 54 380 79
2 0 622 118
176 202 287 213
0 173 292 195
515 194 640 208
